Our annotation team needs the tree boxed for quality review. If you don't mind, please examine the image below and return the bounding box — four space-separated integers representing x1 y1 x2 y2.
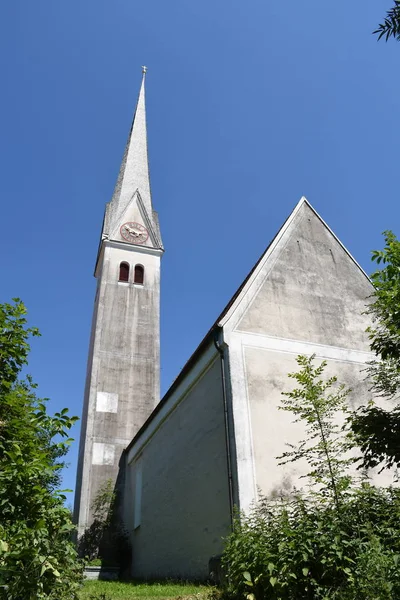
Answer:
374 1 400 41
278 355 355 507
351 231 400 471
0 299 83 599
221 356 400 600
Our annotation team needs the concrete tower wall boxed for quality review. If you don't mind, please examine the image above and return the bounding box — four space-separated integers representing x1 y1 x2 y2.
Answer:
74 72 163 538
75 243 161 536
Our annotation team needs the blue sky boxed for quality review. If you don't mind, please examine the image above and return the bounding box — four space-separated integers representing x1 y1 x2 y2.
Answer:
1 1 399 503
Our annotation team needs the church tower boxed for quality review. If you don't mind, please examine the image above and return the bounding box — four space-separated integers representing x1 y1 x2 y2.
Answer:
74 69 163 538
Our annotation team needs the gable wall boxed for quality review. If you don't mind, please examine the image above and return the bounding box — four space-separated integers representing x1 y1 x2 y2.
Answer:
243 347 395 498
123 354 231 580
109 191 160 249
237 203 370 349
222 202 394 510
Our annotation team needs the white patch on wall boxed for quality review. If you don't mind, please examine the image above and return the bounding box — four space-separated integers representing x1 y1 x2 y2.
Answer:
134 457 143 529
92 443 115 466
96 391 118 413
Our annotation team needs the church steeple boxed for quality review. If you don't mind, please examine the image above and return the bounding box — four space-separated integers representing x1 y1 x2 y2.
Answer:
74 69 163 540
102 67 162 249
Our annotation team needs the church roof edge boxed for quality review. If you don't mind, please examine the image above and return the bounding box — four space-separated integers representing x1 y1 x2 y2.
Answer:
218 196 370 328
300 196 369 280
124 196 371 454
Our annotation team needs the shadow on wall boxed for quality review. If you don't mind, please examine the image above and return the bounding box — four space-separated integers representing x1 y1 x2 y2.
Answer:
78 454 132 579
268 474 294 499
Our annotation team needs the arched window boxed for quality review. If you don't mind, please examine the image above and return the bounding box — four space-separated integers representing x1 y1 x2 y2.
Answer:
119 262 130 282
134 264 144 285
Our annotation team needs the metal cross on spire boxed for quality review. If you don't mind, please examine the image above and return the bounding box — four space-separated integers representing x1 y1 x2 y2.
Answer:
142 65 147 75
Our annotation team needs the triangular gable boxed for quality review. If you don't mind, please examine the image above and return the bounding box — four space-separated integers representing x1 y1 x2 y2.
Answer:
123 196 373 452
109 189 162 249
219 197 372 350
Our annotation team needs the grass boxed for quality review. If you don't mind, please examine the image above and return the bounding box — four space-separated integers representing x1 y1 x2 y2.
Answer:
78 580 210 600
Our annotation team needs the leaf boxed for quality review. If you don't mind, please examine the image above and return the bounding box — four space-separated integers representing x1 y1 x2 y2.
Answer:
243 571 252 582
302 567 309 577
269 577 277 587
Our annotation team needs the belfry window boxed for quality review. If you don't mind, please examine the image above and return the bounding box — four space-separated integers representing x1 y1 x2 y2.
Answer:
134 264 144 285
119 262 130 282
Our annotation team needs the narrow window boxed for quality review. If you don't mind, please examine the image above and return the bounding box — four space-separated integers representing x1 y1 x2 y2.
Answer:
134 264 144 285
119 262 129 282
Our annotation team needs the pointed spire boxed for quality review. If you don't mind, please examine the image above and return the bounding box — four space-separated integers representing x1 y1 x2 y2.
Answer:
106 68 153 235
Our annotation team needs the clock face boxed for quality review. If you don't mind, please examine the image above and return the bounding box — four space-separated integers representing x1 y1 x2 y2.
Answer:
120 222 149 245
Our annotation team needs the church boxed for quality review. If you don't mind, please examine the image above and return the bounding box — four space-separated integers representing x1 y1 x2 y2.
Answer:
73 70 384 580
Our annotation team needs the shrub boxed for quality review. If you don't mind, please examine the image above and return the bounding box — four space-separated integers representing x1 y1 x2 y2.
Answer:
223 486 400 600
0 299 83 599
221 355 400 600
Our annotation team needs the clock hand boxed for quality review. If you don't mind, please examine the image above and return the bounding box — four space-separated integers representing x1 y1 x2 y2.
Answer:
123 224 143 237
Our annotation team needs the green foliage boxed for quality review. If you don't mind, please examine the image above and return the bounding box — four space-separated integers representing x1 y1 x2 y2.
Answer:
374 1 400 41
221 356 400 600
350 231 400 471
0 299 83 599
351 402 400 471
367 230 400 362
278 355 355 506
223 486 400 600
88 558 103 567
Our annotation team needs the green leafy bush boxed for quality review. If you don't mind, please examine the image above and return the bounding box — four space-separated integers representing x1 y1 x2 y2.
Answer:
351 231 400 472
223 486 400 600
221 355 400 600
0 299 83 599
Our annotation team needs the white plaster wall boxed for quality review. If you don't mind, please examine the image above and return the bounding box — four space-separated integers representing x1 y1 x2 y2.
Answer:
222 202 395 509
242 347 396 497
124 357 231 580
236 203 371 350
